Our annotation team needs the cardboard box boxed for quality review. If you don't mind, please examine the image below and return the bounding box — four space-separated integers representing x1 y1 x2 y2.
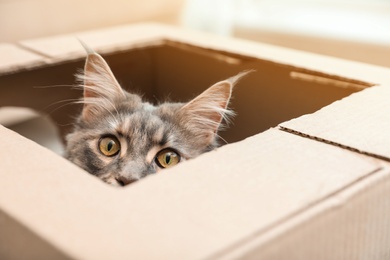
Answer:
1 23 390 259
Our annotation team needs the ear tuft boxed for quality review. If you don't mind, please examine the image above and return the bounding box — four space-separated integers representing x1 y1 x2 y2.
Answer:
76 43 126 121
179 71 252 145
227 70 254 85
77 38 95 55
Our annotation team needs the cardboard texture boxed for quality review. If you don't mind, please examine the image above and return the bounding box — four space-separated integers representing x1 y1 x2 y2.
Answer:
1 23 390 259
0 43 47 74
281 85 390 160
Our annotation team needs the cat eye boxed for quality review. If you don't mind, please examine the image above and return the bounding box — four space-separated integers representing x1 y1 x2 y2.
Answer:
155 148 180 169
99 136 120 157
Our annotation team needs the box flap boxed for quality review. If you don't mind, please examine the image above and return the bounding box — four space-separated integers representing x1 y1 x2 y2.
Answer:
0 125 381 259
280 85 390 161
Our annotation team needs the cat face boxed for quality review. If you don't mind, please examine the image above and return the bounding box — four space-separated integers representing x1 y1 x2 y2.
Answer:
65 49 242 186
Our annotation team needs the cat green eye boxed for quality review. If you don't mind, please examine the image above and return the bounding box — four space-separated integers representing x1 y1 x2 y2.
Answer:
99 136 120 157
155 148 180 169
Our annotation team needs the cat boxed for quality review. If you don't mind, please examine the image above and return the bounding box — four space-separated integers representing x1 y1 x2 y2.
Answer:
65 46 247 186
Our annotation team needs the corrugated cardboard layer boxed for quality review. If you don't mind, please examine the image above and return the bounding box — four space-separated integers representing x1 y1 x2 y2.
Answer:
280 85 390 161
0 125 381 259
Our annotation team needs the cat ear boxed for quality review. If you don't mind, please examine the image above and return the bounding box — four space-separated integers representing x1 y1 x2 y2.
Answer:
79 44 125 121
180 71 251 145
179 79 234 145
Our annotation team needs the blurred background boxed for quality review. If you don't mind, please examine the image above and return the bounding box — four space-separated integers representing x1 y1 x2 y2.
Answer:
1 0 390 154
1 0 390 67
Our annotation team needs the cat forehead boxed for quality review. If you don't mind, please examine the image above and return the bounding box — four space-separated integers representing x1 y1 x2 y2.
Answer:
114 102 178 132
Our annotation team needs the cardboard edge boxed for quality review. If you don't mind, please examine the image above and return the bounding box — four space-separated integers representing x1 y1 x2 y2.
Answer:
162 39 375 90
278 126 390 163
9 23 390 87
18 23 169 60
278 84 390 162
0 107 41 126
160 24 390 86
0 43 49 76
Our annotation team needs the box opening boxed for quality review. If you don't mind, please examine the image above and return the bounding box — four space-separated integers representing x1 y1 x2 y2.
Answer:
0 41 373 148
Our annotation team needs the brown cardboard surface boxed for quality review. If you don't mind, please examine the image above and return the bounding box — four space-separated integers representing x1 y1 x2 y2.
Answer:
0 107 39 126
0 125 382 259
18 23 168 61
280 85 390 161
162 28 390 87
0 43 46 74
15 23 390 87
221 166 390 259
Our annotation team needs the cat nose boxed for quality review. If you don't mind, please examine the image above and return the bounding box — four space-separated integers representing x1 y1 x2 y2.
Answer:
115 176 137 186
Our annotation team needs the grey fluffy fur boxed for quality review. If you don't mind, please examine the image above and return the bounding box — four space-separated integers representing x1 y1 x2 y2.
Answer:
65 48 246 186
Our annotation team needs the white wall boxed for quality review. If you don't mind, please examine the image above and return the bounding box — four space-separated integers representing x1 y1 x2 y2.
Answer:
183 0 390 67
0 0 184 42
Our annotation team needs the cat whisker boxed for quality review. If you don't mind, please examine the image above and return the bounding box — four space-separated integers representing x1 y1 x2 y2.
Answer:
53 122 74 128
215 133 229 145
33 84 76 89
44 98 81 109
41 99 81 116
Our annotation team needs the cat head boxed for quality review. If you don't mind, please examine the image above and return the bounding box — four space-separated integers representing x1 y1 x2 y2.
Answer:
65 48 245 186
